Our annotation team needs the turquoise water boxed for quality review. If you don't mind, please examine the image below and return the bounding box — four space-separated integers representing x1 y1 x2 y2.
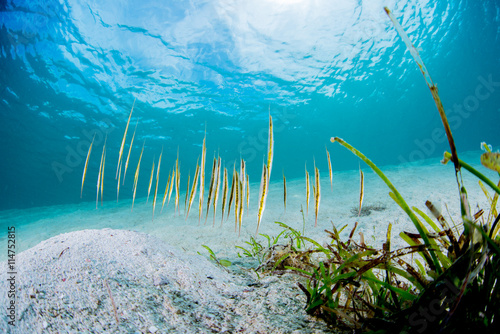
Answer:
1 0 499 211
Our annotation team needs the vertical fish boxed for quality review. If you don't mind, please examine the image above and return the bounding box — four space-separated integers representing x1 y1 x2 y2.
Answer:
184 173 190 213
238 176 243 236
238 159 245 230
123 120 138 184
255 115 273 235
161 169 172 213
96 146 104 209
227 165 236 220
116 98 136 179
326 147 333 191
131 141 144 211
96 135 107 209
186 161 200 219
147 158 155 203
81 133 96 198
267 113 274 178
314 161 321 227
116 160 122 202
220 167 228 226
246 174 250 215
256 162 268 235
205 155 217 224
101 149 106 206
240 158 246 199
283 170 287 214
167 168 175 206
152 151 162 221
312 184 316 214
175 153 180 215
234 170 240 233
305 163 310 215
199 134 206 223
212 157 221 226
358 167 364 217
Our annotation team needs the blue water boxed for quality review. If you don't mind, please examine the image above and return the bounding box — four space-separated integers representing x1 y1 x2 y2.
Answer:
0 0 499 211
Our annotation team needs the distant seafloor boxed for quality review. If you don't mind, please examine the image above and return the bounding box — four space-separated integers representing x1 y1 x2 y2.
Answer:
1 149 497 262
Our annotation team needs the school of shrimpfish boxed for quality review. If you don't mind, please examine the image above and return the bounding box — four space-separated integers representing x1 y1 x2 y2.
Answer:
80 106 366 236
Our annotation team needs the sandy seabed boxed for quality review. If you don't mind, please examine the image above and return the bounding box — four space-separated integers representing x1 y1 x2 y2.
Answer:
0 151 497 333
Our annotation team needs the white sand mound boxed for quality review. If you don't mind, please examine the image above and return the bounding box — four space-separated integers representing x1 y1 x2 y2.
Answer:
0 228 337 334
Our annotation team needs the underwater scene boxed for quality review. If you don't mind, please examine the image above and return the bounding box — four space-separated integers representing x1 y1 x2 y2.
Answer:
1 0 500 333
